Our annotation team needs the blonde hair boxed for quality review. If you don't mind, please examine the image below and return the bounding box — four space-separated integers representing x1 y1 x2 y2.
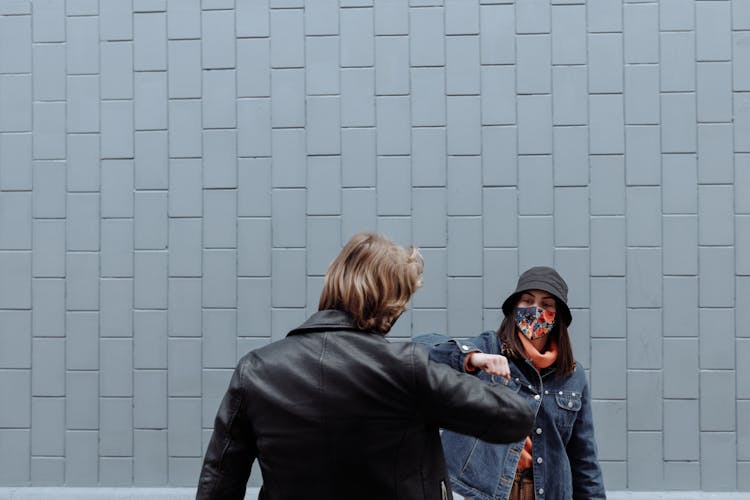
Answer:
318 232 424 334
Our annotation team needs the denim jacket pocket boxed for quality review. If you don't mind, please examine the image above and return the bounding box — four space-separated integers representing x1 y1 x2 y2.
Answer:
554 390 582 428
490 373 521 393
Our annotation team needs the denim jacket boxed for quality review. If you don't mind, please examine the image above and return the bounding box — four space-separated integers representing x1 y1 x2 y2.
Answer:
414 332 606 500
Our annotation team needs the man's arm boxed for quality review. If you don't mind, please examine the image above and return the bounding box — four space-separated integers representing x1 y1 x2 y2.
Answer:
413 344 534 444
196 361 258 500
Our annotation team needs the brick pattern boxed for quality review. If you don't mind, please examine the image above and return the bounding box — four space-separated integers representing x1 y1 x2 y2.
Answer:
0 0 747 491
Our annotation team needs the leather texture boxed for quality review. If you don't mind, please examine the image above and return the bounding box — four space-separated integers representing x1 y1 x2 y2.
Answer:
196 310 534 500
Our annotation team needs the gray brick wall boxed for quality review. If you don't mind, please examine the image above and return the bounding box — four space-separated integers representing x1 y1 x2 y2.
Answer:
0 0 747 492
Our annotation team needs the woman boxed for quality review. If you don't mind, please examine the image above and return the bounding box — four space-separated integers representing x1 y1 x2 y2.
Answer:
417 266 605 500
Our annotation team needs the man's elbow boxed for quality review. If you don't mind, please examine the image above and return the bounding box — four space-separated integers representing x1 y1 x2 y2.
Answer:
513 403 535 440
482 392 535 444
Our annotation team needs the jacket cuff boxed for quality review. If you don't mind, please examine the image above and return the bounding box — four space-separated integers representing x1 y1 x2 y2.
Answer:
463 352 478 373
449 340 481 373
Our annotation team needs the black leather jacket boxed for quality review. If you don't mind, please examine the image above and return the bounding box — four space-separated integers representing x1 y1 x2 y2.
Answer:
196 310 534 500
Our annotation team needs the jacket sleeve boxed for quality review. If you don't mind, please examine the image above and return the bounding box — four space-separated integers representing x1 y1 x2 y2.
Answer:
423 332 495 374
566 374 607 500
196 361 257 500
413 344 534 445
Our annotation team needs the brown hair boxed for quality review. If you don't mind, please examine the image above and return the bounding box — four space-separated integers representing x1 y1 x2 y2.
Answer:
497 298 576 377
318 232 424 334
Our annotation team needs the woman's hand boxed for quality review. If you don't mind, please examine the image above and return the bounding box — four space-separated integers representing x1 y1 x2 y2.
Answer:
468 353 511 379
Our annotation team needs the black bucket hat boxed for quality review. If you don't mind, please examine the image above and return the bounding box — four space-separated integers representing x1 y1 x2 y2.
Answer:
501 266 572 327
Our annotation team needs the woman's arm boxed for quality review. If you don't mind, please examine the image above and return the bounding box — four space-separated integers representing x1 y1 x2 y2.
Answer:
414 332 494 373
413 331 511 379
566 376 607 500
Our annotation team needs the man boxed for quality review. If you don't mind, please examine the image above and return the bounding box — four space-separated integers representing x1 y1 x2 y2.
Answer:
196 232 534 500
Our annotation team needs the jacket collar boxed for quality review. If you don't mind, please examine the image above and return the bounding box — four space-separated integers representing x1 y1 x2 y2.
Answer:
287 309 379 336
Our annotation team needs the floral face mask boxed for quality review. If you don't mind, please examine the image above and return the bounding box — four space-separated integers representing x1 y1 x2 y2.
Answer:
515 306 556 340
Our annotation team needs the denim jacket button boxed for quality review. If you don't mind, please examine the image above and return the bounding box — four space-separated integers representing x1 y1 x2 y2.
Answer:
558 391 563 395
539 488 544 495
536 427 542 435
568 401 574 408
536 457 543 464
534 394 540 401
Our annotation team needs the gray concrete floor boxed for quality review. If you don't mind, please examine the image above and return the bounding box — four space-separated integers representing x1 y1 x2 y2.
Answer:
1 489 749 499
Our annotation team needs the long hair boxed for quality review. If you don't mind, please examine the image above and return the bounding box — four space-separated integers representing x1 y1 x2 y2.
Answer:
497 298 576 376
318 232 423 334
